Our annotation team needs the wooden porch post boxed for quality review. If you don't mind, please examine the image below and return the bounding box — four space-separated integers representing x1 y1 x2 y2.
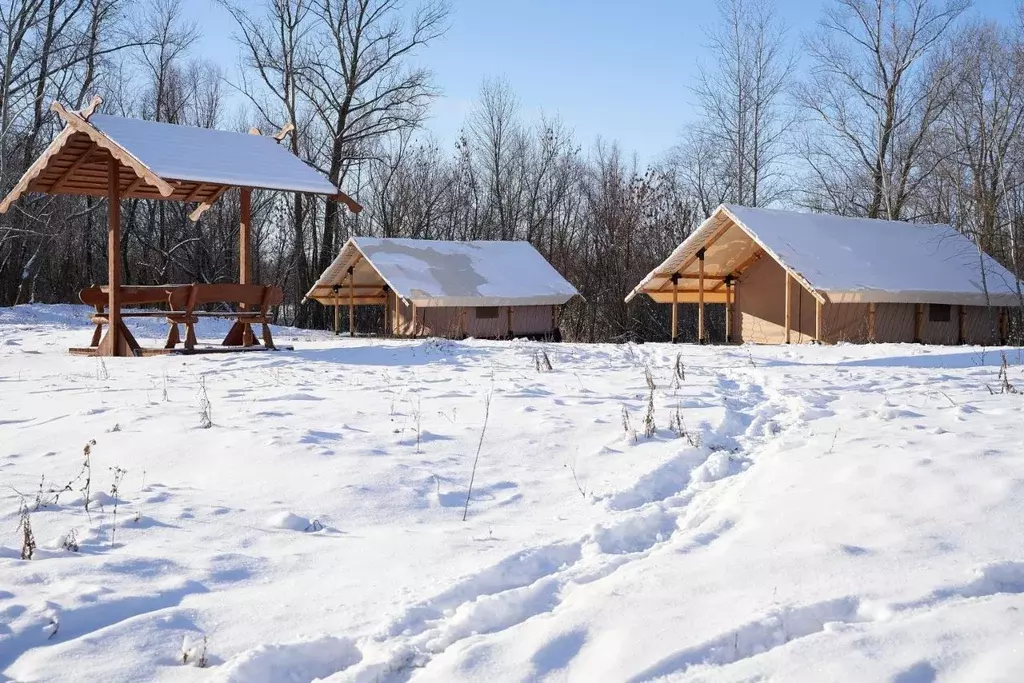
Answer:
724 275 733 343
697 248 706 344
348 265 355 337
914 303 924 343
868 302 877 342
815 298 822 344
333 285 340 335
671 273 679 343
1000 306 1008 344
958 304 966 345
508 306 515 338
734 278 741 343
102 155 123 356
784 271 792 344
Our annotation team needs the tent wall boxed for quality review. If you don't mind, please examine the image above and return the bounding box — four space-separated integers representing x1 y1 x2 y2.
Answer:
734 257 1003 345
387 292 556 338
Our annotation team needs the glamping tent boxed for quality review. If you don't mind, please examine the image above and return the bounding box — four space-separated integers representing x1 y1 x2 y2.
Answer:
626 204 1024 345
306 237 579 339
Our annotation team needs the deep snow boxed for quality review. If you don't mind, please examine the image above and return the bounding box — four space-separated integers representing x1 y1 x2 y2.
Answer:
2 305 1024 682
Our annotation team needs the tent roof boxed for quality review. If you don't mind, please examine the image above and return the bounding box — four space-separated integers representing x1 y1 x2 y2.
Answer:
627 204 1024 307
306 237 579 307
0 97 361 218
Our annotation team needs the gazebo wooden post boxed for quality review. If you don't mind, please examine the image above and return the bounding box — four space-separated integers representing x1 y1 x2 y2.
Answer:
914 303 924 343
348 265 355 337
958 304 966 345
815 298 823 344
868 302 877 342
101 155 123 356
697 248 706 344
671 273 679 343
784 271 792 344
240 187 254 346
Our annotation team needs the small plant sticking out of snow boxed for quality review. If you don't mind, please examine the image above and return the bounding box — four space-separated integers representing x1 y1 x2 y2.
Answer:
463 389 493 522
181 635 209 667
534 348 553 372
669 403 701 448
109 466 127 547
409 397 422 453
60 529 80 552
162 370 170 402
991 352 1019 395
643 366 657 438
674 353 685 384
621 405 636 442
81 439 95 516
18 501 36 560
566 451 586 499
196 375 213 428
96 357 109 381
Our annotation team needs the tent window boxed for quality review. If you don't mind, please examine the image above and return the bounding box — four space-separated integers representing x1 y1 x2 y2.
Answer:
475 306 500 319
929 304 951 323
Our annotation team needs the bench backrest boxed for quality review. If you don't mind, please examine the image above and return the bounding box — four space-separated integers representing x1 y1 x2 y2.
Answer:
80 285 192 308
81 284 284 312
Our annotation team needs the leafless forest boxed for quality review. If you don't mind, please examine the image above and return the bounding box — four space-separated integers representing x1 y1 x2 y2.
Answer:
1 0 1022 342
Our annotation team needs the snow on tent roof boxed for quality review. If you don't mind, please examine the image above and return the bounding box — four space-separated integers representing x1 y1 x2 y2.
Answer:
88 114 340 195
309 237 579 307
629 203 1024 306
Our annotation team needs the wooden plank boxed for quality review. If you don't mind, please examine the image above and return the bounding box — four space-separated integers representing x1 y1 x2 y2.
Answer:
914 303 924 343
698 250 706 344
348 265 355 337
334 288 340 335
508 306 515 338
1000 307 1008 344
709 250 764 293
724 279 732 343
734 280 741 342
958 304 966 345
0 127 74 213
239 188 251 285
670 216 733 287
784 271 792 344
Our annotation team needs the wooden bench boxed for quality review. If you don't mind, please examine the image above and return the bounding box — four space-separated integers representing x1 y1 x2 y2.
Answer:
79 283 284 353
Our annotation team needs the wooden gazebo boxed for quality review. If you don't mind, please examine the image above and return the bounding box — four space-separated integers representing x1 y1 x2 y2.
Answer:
0 97 360 356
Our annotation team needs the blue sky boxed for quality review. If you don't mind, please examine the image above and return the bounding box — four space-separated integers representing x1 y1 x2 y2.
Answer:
183 0 1019 163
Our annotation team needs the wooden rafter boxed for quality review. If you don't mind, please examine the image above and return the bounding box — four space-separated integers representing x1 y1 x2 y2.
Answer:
0 127 74 213
188 185 230 221
709 250 765 292
50 102 174 197
49 141 100 192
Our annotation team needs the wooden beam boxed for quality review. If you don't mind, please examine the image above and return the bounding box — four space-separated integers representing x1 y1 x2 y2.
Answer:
49 142 99 192
1000 307 1008 344
815 298 823 344
189 185 230 221
868 302 877 342
333 287 340 335
0 127 74 213
698 249 706 344
348 266 355 337
124 175 147 195
914 303 924 343
674 216 734 284
709 250 764 292
734 279 741 342
671 274 679 343
184 183 209 202
508 306 515 338
784 271 792 344
958 304 966 345
239 188 251 285
99 156 123 356
724 277 732 343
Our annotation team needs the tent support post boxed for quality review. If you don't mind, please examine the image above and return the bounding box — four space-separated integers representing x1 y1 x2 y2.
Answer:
868 302 877 342
734 278 741 343
508 306 514 338
784 271 792 344
697 248 706 344
958 304 966 345
348 266 355 337
914 303 924 343
1000 306 1008 344
724 275 733 343
671 273 679 343
815 298 822 344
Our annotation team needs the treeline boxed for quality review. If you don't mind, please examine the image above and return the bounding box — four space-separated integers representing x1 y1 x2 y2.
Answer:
2 0 1023 342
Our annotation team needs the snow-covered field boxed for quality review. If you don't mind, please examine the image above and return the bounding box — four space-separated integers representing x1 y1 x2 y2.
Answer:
3 305 1024 682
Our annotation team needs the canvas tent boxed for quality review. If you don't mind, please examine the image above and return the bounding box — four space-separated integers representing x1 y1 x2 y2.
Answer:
306 237 579 339
626 204 1024 345
0 96 360 356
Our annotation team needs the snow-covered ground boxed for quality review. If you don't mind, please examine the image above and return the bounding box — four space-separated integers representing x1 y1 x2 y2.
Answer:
2 305 1024 682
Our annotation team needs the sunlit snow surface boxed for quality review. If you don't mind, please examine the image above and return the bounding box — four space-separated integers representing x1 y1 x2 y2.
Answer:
2 304 1024 682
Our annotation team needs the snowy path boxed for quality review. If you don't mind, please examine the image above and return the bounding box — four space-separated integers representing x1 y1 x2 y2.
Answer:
2 306 1024 682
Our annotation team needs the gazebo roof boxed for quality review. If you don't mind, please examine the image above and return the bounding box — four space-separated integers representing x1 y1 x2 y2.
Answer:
0 97 361 219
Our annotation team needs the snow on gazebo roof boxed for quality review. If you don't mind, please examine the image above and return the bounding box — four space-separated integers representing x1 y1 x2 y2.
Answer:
627 204 1024 307
0 97 361 220
307 237 579 308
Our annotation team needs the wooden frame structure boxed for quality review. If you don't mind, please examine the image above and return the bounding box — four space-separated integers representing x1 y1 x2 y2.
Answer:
0 97 361 356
